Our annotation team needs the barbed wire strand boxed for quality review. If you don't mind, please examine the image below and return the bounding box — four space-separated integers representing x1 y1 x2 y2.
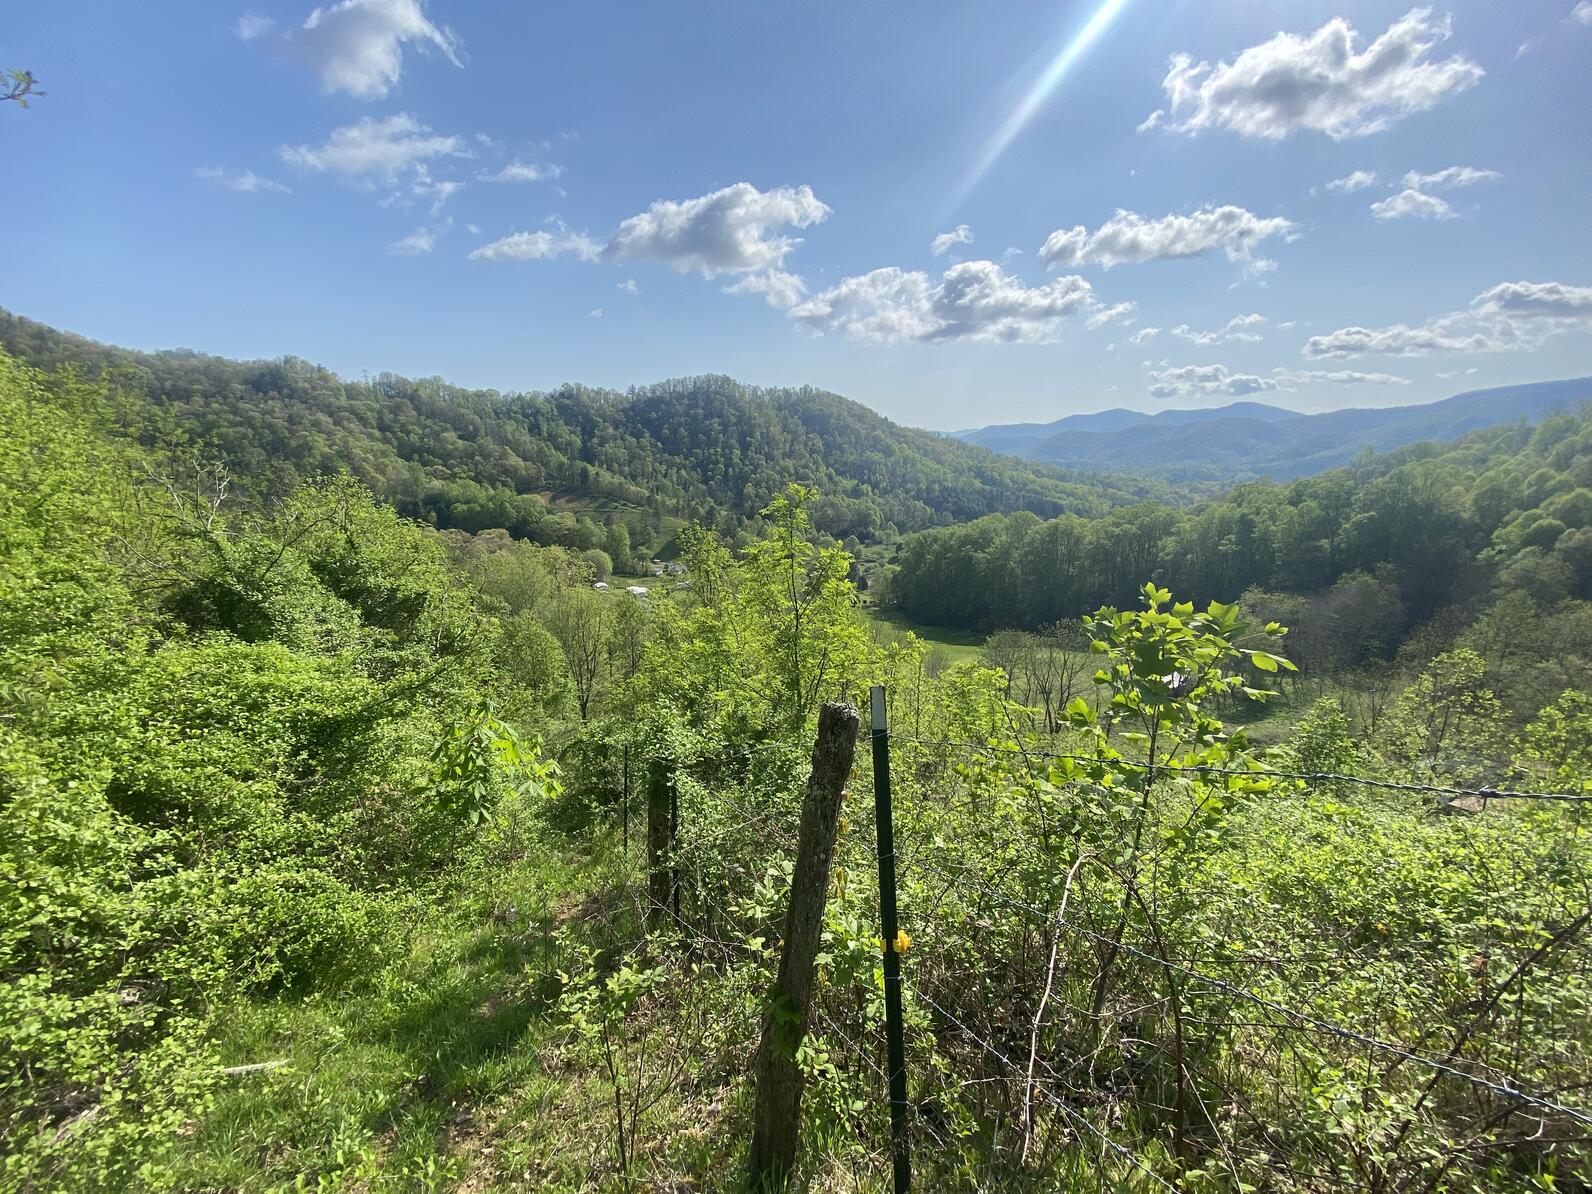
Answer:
889 848 1592 1129
891 735 1592 804
908 980 1179 1192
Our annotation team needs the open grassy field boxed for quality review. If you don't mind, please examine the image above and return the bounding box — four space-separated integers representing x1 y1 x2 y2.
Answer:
861 606 986 667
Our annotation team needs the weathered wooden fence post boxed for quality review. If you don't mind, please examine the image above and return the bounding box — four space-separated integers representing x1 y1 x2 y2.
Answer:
749 701 860 1192
645 758 673 931
870 685 912 1193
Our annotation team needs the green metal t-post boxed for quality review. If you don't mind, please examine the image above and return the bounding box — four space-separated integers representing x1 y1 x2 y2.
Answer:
870 685 911 1192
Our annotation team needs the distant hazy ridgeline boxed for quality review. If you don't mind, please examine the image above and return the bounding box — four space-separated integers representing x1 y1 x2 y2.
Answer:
956 379 1592 482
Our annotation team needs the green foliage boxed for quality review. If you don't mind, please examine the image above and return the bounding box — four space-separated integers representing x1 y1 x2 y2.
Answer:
892 407 1592 642
1376 648 1506 782
495 610 576 719
1519 689 1592 789
639 484 867 739
5 316 1592 1193
432 706 563 825
0 310 1172 557
2 69 43 107
556 944 666 1177
1277 696 1359 774
0 347 577 1185
1062 583 1290 784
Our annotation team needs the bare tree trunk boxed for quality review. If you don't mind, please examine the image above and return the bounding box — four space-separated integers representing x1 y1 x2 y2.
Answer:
749 702 861 1191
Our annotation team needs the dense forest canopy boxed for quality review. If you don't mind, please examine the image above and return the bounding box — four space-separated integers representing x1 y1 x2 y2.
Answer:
0 310 1176 556
888 407 1592 685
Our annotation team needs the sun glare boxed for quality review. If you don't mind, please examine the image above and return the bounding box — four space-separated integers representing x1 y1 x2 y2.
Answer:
953 0 1137 209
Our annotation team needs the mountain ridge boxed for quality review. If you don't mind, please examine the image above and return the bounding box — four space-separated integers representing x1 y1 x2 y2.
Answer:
952 379 1592 481
0 309 1177 550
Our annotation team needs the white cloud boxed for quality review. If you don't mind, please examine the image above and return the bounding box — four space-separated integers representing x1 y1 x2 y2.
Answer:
1305 323 1487 358
481 161 562 184
789 260 1102 345
723 270 808 311
281 113 465 184
1278 369 1411 387
1473 280 1592 323
468 224 603 262
1148 364 1278 400
274 0 461 100
1141 8 1484 140
1040 206 1295 270
1086 302 1137 330
1325 170 1379 193
236 11 275 39
1171 312 1268 345
1367 168 1496 222
468 183 829 282
194 165 291 194
1370 188 1456 221
604 182 830 276
1129 326 1162 345
617 278 639 295
589 308 604 319
1521 3 1592 54
1401 165 1501 191
1170 326 1219 347
407 164 463 213
931 224 974 256
388 226 435 255
1304 280 1592 359
1148 363 1409 400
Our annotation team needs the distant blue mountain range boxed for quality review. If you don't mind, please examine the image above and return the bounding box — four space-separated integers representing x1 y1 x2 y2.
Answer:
952 379 1592 482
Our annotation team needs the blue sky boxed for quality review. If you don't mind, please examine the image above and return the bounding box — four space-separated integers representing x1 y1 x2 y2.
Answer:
4 1 1591 429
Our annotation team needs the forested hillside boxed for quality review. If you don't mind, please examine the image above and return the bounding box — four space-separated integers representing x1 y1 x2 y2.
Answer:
892 406 1592 646
0 311 1169 555
5 340 1592 1191
956 379 1592 481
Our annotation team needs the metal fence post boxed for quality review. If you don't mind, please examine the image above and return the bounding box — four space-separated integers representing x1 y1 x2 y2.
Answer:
645 759 672 932
870 685 912 1193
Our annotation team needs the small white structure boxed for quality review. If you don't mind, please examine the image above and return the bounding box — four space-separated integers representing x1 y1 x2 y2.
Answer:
593 581 610 591
625 585 650 597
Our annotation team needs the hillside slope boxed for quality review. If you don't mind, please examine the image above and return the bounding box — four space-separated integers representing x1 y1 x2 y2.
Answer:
0 310 1174 550
955 380 1592 481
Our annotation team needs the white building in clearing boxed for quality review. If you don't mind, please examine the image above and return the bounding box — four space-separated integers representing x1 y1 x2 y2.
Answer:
593 581 610 591
625 585 650 597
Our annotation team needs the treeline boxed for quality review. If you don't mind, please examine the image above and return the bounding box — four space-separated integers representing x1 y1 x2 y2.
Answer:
0 310 1172 555
889 408 1592 661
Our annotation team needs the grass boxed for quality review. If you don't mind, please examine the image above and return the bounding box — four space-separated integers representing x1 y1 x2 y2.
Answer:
165 843 640 1192
862 606 986 667
162 827 756 1192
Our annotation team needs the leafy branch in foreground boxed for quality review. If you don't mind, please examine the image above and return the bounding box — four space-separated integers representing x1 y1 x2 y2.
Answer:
3 70 43 108
432 706 563 825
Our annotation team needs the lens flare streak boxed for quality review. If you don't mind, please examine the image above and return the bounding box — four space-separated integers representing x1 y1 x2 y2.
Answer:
955 0 1135 206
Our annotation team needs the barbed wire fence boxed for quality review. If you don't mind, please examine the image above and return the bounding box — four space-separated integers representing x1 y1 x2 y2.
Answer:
579 689 1591 1191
